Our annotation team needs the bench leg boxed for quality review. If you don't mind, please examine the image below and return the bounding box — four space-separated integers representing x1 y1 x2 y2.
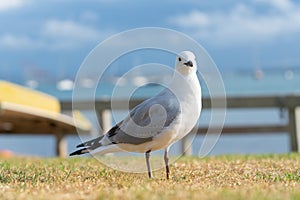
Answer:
56 133 67 157
97 109 112 134
288 107 299 152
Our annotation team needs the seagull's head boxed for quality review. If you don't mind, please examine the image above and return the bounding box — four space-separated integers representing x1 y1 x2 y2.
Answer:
175 51 197 75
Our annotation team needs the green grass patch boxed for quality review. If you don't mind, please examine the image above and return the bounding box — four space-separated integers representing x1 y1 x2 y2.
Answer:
0 154 299 199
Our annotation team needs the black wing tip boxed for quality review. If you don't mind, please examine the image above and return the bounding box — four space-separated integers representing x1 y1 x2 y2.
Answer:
69 152 77 156
69 150 79 156
76 143 85 148
69 148 90 156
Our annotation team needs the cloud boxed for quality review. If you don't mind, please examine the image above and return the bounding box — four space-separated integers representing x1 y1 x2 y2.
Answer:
79 10 99 22
41 19 114 50
255 0 293 11
169 0 300 46
0 34 42 49
42 19 100 41
0 19 113 50
0 0 28 11
41 19 116 50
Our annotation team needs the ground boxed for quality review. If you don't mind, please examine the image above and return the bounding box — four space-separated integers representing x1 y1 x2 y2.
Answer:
0 154 299 200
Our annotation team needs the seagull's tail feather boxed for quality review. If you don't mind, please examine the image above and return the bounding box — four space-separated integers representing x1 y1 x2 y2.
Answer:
69 135 105 156
76 135 105 148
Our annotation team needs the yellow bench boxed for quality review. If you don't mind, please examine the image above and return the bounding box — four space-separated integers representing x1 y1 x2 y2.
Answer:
0 81 92 157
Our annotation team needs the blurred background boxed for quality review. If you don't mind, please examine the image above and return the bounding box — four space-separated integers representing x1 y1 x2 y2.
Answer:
0 0 300 156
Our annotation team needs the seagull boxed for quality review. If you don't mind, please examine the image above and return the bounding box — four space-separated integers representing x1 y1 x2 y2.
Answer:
70 51 202 179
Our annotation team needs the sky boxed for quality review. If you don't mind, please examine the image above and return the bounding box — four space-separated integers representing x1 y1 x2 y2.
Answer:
0 0 300 83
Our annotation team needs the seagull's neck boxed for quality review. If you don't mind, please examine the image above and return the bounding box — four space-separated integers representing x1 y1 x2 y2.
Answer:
169 72 199 90
167 71 201 103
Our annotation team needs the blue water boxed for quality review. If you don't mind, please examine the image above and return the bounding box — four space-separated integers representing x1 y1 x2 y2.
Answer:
0 70 299 157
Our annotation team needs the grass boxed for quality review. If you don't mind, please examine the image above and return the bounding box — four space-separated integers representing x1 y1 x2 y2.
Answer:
0 154 300 200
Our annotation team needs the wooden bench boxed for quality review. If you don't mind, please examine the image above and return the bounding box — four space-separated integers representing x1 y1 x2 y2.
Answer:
0 81 92 157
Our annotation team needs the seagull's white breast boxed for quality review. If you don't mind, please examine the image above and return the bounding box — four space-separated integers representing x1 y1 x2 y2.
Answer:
168 73 202 143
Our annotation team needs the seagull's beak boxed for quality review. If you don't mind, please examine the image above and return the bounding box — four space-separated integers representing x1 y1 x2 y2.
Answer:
184 60 193 67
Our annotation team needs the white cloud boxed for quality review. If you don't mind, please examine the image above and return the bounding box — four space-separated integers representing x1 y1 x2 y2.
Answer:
0 34 42 49
169 0 300 46
41 19 114 50
79 10 99 22
172 11 210 28
255 0 293 11
0 19 114 50
43 19 100 41
0 0 27 11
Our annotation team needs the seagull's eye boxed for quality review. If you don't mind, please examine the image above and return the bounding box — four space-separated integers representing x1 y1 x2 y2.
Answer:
178 57 181 62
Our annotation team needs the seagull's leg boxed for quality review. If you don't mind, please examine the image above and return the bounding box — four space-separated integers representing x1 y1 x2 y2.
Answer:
164 147 170 179
145 150 152 178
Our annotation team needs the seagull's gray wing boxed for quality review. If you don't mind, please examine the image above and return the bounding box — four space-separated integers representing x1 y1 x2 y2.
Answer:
107 89 181 145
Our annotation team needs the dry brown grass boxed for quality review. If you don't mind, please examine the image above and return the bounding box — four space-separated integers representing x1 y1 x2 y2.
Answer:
0 154 300 200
